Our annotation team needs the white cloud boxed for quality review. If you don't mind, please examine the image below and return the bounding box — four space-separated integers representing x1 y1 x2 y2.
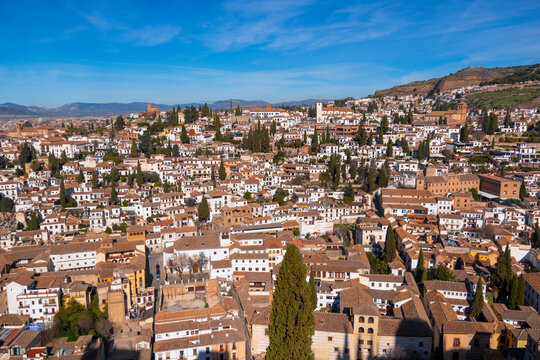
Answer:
125 26 182 47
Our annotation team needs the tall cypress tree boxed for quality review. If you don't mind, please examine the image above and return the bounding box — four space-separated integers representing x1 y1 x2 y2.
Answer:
92 171 99 189
136 162 143 187
520 182 529 200
493 247 511 302
508 275 519 309
517 275 525 306
415 249 427 291
76 169 84 184
181 124 189 143
110 180 117 205
310 127 318 153
470 278 484 319
219 160 226 181
382 227 396 263
59 178 67 208
131 139 138 155
198 197 210 222
533 223 540 248
267 245 314 360
309 271 317 309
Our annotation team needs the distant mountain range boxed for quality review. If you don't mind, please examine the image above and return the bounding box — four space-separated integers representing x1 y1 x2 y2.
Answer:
373 63 540 97
0 98 325 117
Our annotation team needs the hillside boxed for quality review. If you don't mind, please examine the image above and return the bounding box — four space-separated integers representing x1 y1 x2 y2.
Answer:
466 85 540 109
373 64 539 97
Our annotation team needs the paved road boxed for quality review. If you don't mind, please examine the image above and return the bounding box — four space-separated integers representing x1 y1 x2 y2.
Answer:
148 251 163 289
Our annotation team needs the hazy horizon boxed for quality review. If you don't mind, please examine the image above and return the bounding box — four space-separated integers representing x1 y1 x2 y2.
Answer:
1 0 540 107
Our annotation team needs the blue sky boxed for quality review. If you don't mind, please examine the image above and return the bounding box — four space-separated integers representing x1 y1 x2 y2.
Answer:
1 0 539 107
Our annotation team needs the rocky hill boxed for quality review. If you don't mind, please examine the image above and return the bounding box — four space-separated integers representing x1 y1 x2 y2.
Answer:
373 64 539 97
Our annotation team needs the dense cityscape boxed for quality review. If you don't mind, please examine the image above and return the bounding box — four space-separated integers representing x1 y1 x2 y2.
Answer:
2 0 540 359
0 74 539 360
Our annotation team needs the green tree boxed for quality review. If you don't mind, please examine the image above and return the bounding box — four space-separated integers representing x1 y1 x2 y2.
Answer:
310 127 319 153
136 162 143 187
386 140 393 157
343 182 355 202
401 138 410 154
367 159 377 193
382 227 396 263
532 223 540 248
114 115 125 131
308 271 317 309
470 278 484 319
271 119 277 135
349 161 357 180
92 172 99 189
517 274 525 306
26 212 41 230
198 197 210 222
470 188 479 201
110 180 117 205
131 139 138 155
381 115 389 133
219 160 226 181
109 167 120 183
415 249 427 291
76 169 84 184
18 143 34 166
377 165 389 188
244 191 252 200
60 150 68 165
520 181 529 200
164 179 171 193
508 275 519 309
60 178 67 208
184 106 199 123
272 188 289 206
493 246 513 302
214 126 222 141
181 124 189 143
234 106 242 116
366 253 389 274
48 154 61 178
356 125 367 146
266 245 314 360
139 130 152 155
431 264 455 281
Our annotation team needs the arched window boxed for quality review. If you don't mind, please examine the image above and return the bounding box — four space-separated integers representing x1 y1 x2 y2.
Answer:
359 327 364 333
368 328 374 334
368 317 374 324
359 316 365 323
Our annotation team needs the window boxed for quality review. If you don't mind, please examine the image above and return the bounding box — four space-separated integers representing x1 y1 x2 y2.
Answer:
368 328 374 334
368 317 374 324
453 338 460 347
359 316 365 323
328 336 333 341
359 327 364 333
